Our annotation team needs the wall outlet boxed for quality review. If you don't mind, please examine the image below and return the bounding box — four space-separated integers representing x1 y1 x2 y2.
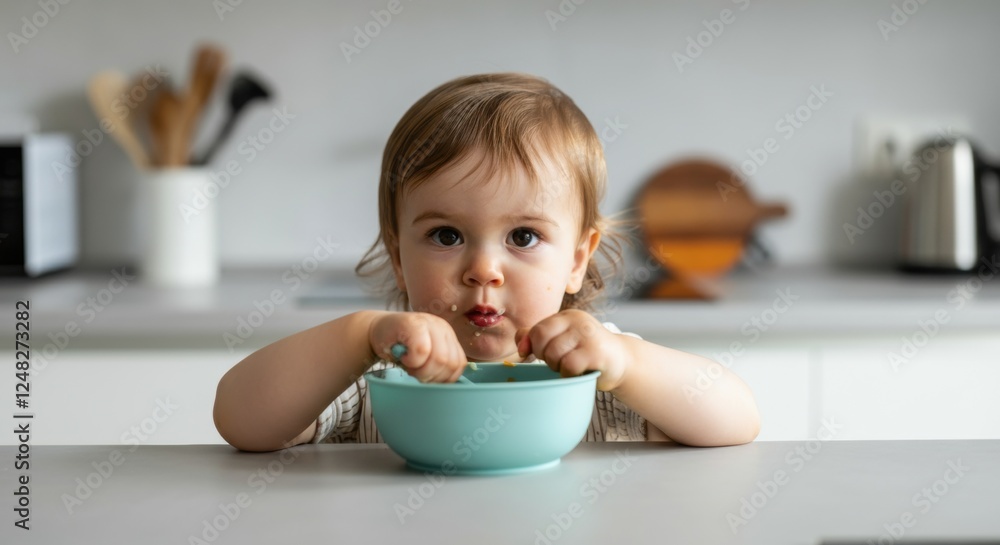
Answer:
854 115 971 182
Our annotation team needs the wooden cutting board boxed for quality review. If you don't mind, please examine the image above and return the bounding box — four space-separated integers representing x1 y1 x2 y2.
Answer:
636 159 789 299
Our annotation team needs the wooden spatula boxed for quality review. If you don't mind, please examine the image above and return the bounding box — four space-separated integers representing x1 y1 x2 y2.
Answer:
86 70 151 168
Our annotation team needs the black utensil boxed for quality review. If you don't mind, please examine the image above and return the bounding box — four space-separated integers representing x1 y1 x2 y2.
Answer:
192 71 272 165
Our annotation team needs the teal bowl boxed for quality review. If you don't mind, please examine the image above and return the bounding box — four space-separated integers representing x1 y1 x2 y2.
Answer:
365 363 599 475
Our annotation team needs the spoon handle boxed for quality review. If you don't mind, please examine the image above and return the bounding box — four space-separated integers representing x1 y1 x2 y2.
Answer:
390 343 407 360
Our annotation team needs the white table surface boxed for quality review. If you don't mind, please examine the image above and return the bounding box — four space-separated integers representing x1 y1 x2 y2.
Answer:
2 441 998 544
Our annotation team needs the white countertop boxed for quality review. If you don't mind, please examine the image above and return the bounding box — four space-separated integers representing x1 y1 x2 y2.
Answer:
3 441 998 544
0 264 998 349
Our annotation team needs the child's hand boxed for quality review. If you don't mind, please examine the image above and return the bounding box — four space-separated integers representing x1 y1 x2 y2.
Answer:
369 312 468 383
515 310 629 392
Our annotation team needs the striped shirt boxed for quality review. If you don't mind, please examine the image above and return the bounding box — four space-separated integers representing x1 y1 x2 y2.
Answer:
311 322 647 444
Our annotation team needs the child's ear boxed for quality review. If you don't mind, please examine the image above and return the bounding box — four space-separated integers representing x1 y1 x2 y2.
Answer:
388 240 407 293
566 228 601 295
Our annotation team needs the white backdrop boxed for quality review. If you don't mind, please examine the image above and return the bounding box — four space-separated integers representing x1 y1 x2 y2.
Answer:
4 0 999 271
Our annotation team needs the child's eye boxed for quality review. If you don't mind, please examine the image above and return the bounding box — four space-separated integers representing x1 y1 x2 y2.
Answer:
508 228 540 248
428 227 462 247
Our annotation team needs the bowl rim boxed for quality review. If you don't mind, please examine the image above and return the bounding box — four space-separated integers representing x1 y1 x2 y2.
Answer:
364 362 600 390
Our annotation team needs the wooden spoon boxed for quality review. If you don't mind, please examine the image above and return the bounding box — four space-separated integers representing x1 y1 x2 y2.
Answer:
148 83 185 167
128 71 170 169
178 44 226 164
86 70 151 168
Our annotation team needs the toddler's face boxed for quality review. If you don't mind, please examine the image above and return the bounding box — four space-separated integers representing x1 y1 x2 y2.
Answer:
391 150 598 362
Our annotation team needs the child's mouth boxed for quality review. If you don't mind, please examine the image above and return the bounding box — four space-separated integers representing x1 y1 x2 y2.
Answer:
465 305 504 328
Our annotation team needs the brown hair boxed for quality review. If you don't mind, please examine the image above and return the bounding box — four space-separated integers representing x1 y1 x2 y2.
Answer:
356 72 625 312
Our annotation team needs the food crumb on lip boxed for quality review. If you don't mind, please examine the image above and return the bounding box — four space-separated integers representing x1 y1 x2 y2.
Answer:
450 304 457 311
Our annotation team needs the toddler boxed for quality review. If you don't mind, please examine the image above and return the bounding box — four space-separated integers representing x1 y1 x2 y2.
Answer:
213 73 760 451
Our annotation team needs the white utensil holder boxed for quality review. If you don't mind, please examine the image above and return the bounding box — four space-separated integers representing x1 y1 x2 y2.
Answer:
139 168 219 287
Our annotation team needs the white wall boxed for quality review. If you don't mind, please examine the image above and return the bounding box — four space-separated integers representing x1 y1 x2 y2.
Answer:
4 0 1000 270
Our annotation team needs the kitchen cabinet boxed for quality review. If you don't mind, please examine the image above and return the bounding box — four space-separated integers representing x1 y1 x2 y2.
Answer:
819 335 1000 440
726 345 818 442
672 332 1000 442
1 349 247 445
646 337 816 442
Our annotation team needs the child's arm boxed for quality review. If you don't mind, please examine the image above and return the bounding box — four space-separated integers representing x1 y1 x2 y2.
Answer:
610 336 760 446
517 310 760 447
213 310 467 452
213 310 387 452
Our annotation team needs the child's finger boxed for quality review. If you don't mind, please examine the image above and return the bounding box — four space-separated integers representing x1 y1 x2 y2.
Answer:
515 327 533 358
397 327 434 375
554 347 590 378
427 323 466 383
539 329 583 371
415 358 451 383
390 342 429 378
448 333 468 383
405 321 460 383
524 316 570 360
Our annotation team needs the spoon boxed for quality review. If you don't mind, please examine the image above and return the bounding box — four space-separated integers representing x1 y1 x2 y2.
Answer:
390 343 475 385
178 44 226 165
148 83 185 167
192 71 271 165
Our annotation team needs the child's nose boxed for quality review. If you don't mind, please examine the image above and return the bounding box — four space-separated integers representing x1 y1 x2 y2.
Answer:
462 248 504 287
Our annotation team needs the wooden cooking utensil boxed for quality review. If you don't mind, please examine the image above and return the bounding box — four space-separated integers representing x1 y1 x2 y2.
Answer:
86 70 151 168
142 44 226 167
636 159 789 299
178 44 226 164
148 83 185 167
128 73 161 168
